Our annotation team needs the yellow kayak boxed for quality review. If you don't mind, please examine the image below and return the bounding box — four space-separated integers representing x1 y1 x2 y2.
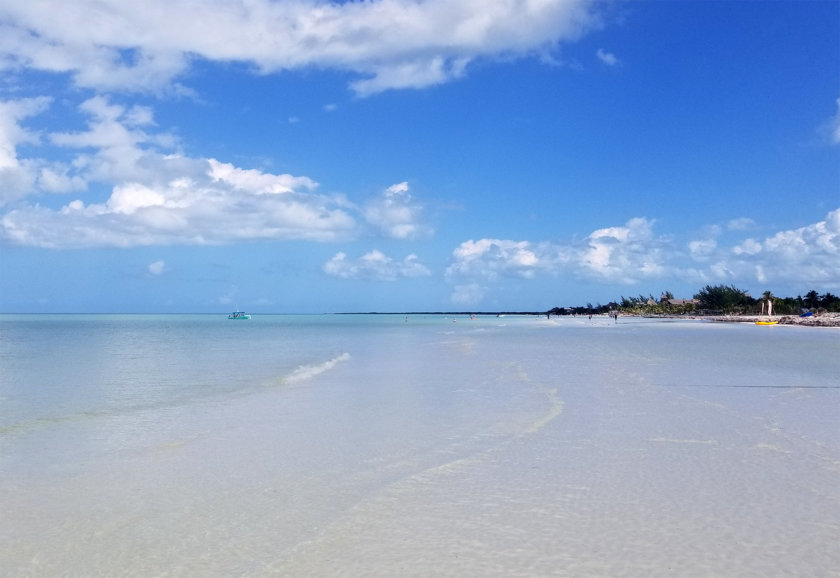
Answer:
755 320 779 326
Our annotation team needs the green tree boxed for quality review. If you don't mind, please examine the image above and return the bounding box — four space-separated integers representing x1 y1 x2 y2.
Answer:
820 292 840 311
803 290 819 310
694 284 752 313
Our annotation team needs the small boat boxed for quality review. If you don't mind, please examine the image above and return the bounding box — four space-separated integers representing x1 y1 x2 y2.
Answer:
755 320 778 326
228 311 251 320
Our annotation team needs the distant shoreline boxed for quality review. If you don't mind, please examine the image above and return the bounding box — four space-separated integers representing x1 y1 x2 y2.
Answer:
343 312 840 327
3 312 839 327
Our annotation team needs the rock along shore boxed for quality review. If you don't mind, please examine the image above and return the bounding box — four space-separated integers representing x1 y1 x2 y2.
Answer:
702 314 840 328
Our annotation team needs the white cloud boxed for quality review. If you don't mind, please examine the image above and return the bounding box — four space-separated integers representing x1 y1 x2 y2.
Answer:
350 56 469 97
727 217 755 231
0 96 96 203
596 48 619 67
580 217 664 282
688 238 717 260
37 166 87 194
1 96 438 249
147 260 166 275
444 210 840 297
444 220 667 288
364 181 432 240
687 208 840 289
208 159 317 195
763 209 839 260
0 96 358 247
0 0 602 96
732 238 762 256
323 250 431 280
446 238 567 281
0 164 357 247
0 97 49 168
0 97 52 204
49 95 177 186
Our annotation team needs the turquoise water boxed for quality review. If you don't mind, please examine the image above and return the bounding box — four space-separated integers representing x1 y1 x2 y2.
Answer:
1 314 358 432
1 314 838 576
0 314 539 443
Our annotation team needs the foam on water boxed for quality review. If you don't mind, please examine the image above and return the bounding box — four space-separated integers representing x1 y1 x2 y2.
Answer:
281 352 351 385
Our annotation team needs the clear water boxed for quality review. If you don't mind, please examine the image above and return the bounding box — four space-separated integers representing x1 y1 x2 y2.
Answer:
1 315 838 576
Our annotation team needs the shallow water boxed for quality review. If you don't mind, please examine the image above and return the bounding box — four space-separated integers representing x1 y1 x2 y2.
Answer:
1 315 838 576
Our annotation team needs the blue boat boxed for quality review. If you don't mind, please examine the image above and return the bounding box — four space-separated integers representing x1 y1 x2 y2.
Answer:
228 311 251 320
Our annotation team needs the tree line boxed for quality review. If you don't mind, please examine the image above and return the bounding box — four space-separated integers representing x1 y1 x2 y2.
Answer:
548 286 840 316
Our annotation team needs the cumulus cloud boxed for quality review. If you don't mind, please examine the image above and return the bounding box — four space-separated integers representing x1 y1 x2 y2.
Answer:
0 96 96 204
762 209 839 261
0 0 602 96
324 250 431 280
445 209 840 306
0 96 441 248
580 217 665 282
0 97 51 204
687 208 840 288
0 165 356 247
445 238 564 281
363 182 432 240
0 97 49 166
37 166 87 194
0 96 359 247
688 238 717 260
732 238 762 256
445 220 668 287
48 95 178 186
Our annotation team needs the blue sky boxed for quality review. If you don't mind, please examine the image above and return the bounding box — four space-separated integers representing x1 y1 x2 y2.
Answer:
1 0 838 313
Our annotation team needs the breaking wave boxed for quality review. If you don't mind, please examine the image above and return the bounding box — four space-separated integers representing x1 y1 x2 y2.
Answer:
282 353 351 384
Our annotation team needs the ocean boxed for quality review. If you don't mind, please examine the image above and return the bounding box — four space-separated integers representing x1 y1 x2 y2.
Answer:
1 314 838 576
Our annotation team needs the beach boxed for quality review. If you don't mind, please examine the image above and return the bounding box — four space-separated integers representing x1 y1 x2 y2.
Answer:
707 313 840 328
1 315 838 576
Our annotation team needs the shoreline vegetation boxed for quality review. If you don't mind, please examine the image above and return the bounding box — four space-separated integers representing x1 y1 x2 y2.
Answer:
541 284 840 328
339 311 840 327
360 312 840 327
349 284 840 327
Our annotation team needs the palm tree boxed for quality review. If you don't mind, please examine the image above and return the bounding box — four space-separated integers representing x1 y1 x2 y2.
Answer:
761 290 774 316
804 290 819 310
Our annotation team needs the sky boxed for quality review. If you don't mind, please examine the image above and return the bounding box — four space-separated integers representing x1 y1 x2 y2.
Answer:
0 0 838 313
